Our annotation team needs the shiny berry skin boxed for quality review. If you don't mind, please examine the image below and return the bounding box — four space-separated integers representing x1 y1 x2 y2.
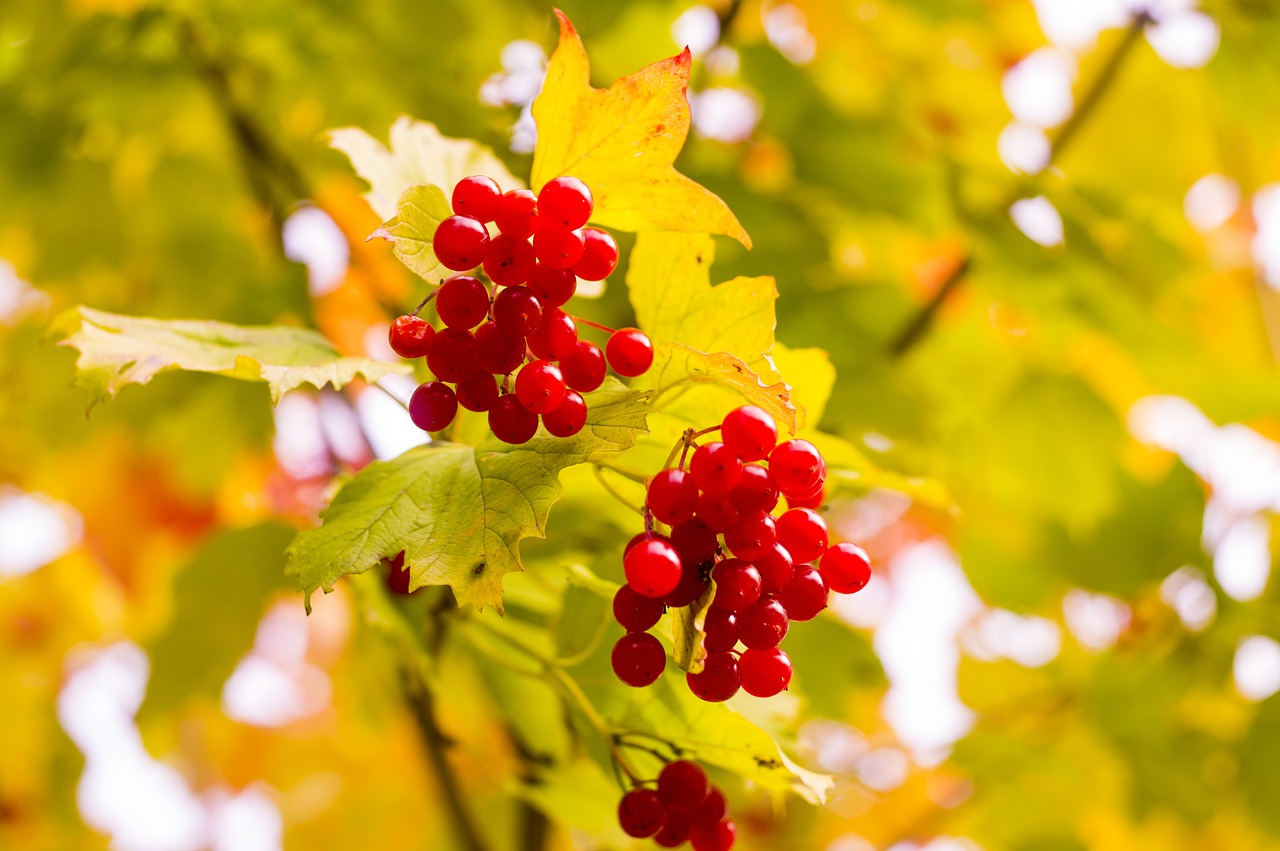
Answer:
388 314 435 358
669 518 717 568
686 651 741 702
778 563 828 621
528 263 577 307
451 175 501 221
664 560 711 608
433 214 490 270
738 596 789 650
729 464 779 515
533 226 586 270
426 328 481 383
690 442 743 495
617 787 666 838
653 809 692 848
647 469 699 526
739 647 792 697
515 359 566 415
769 439 825 496
786 482 825 510
755 543 795 593
710 559 762 612
488 394 539 444
612 632 666 688
775 507 829 564
692 789 727 827
690 819 737 851
574 227 619 280
386 552 411 595
527 307 578 360
561 340 607 392
435 276 489 329
483 233 537 286
613 584 664 632
455 371 499 412
625 530 660 556
702 606 739 652
721 405 778 462
492 285 543 336
606 328 654 377
694 492 739 532
658 761 709 810
475 321 525 375
723 511 776 561
625 538 683 598
537 176 593 229
494 189 537 239
820 542 872 594
409 380 458 432
541 389 587 437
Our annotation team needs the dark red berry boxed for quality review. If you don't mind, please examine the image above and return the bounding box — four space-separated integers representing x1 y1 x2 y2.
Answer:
451 175 501 221
475 320 525 375
426 327 481 383
755 543 796 593
613 584 664 632
728 464 779 515
483 234 537 287
537 176 593 229
710 559 762 613
388 314 435 359
820 542 872 594
647 469 699 526
573 227 619 281
658 761 709 810
515 359 566 414
488 393 539 444
738 596 789 650
721 405 778 462
527 307 578 360
433 214 490 270
533 226 586 270
776 507 829 564
409 380 458 432
494 189 537 239
778 563 828 622
618 787 667 838
669 519 718 568
653 808 692 848
386 552 411 595
625 538 683 598
692 789 727 827
723 511 776 561
606 328 654 377
664 562 711 608
686 651 740 702
542 389 587 437
528 263 577 307
492 285 543 336
786 482 825 510
694 492 739 532
455 371 499 412
689 819 736 851
612 632 666 688
769 439 825 497
561 340 607 392
739 647 792 697
703 606 739 652
435 275 489 329
690 442 743 495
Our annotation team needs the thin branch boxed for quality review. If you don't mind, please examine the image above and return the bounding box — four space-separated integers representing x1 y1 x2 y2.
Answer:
593 465 645 515
372 380 411 413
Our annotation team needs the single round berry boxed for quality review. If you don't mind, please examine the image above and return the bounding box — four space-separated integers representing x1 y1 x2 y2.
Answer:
625 531 660 556
664 560 711 608
528 263 577 307
451 175 501 221
515 359 567 415
778 563 828 622
542 389 587 438
738 596 789 650
721 406 778 463
488 394 539 444
612 632 667 688
561 340 607 392
786 482 826 510
617 787 667 838
426 327 481 383
711 559 762 612
692 789 727 828
647 469 699 526
625 538 683 598
475 321 525 375
433 214 490 270
455 371 499 412
820 542 872 594
527 307 578 360
613 584 664 632
755 543 796 593
769 439 825 497
388 314 435 359
694 492 739 533
606 328 654 377
494 189 537 239
409 380 458 432
537 176 593 229
492 285 543 337
703 606 739 652
669 518 718 568
728 464 779 515
533 226 586 270
739 647 792 697
435 276 489 329
483 233 537 286
658 761 709 811
690 442 744 495
386 552 411 595
574 227 619 280
724 512 776 562
686 651 741 702
776 507 829 564
689 819 737 851
653 809 693 848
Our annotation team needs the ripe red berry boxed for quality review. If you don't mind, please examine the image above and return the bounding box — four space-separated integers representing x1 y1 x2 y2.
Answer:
739 647 792 697
686 651 741 702
537 176 593 229
533 226 586 270
492 285 543 336
451 175 502 221
669 518 718 568
710 559 762 612
658 761 709 810
573 227 619 281
703 606 739 652
664 560 711 608
494 189 537 239
606 328 654 377
528 263 577 307
769 439 825 497
653 809 693 848
625 538 683 598
527 307 578 360
755 543 796 593
561 340 607 392
455 371 499 413
694 491 739 533
724 511 776 561
475 320 525 375
625 530 660 556
612 632 667 688
721 406 778 462
515 359 566 414
690 442 744 495
409 380 458 432
426 327 481 383
541 389 587 438
618 787 667 838
488 393 539 444
386 552 411 595
775 507 829 564
692 788 727 827
728 464 779 515
738 596 789 650
435 275 489 329
786 482 825 510
820 542 872 594
690 819 737 851
433 214 490 270
647 469 699 526
613 584 664 632
778 563 828 622
483 233 537 286
388 314 435 359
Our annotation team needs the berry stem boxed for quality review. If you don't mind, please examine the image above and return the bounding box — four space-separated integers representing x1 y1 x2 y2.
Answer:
371 380 411 413
412 288 439 315
567 314 616 335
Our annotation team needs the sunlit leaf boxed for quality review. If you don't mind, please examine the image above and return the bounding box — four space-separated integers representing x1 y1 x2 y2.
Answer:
369 184 453 281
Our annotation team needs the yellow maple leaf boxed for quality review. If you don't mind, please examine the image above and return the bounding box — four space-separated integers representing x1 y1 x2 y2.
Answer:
531 10 751 248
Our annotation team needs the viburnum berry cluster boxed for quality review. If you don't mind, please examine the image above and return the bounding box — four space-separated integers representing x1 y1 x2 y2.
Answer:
618 760 735 850
610 405 872 701
386 174 655 443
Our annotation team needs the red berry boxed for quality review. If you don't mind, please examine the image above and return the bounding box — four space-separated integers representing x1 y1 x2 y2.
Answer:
488 393 539 444
613 584 664 632
690 442 743 495
455 371 499 412
612 632 666 688
775 507 829 564
820 542 872 594
694 491 739 533
426 327 481 383
515 359 566 415
386 552 411 595
653 808 693 848
728 464 779 515
494 189 537 239
778 563 828 622
686 651 741 702
606 328 654 377
625 531 660 556
573 227 619 280
492 285 543 337
541 389 587 438
618 787 667 838
561 340 607 392
738 596 789 650
537 176 593 229
710 558 762 612
451 175 501 221
690 819 737 851
433 214 490 270
723 511 776 562
769 439 825 497
533 226 586 270
527 307 578 360
658 761 709 810
721 406 778 462
739 647 792 697
483 233 537 286
388 314 435 359
669 518 718 568
703 606 739 652
435 275 489 329
409 380 458 432
475 320 525 375
625 539 683 598
786 482 826 510
692 789 727 827
755 543 796 593
664 561 711 608
528 263 577 307
647 469 699 526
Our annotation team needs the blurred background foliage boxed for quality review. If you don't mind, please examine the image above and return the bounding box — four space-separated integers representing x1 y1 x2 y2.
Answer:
3 0 1280 849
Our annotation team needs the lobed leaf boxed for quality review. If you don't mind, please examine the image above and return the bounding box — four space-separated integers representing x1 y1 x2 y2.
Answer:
369 184 453 281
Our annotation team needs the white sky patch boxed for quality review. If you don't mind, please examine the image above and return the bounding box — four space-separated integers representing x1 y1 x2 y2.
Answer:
0 487 83 578
1212 514 1270 602
689 88 762 144
1184 173 1239 231
855 746 911 792
0 259 51 325
1235 635 1280 701
963 609 1062 667
316 392 371 470
282 205 349 297
1031 0 1129 50
1251 183 1280 290
705 45 740 77
272 392 330 480
763 3 817 64
798 720 869 774
1010 196 1065 247
1145 10 1219 69
671 5 720 56
1062 589 1131 651
355 377 426 461
222 600 332 728
206 785 284 851
1160 566 1217 631
1001 48 1077 128
997 122 1051 175
831 572 891 629
480 40 547 153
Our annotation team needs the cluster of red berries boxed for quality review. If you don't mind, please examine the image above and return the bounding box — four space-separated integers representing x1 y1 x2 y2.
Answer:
386 174 654 444
618 760 736 850
610 405 872 700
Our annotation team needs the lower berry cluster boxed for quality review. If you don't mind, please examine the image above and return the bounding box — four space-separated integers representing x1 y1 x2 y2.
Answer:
618 760 736 850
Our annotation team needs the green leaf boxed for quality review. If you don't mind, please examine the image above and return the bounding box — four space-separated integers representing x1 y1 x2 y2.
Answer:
369 184 454 281
671 582 713 673
50 306 409 408
647 344 797 434
1242 695 1280 835
286 387 654 613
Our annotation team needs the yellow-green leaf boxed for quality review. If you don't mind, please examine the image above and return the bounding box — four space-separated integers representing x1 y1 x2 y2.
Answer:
369 184 453 280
